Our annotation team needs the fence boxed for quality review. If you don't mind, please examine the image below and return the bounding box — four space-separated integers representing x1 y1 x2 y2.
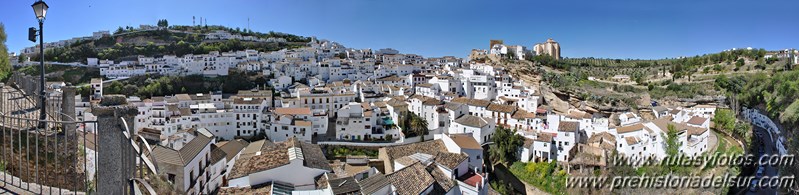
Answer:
0 73 158 194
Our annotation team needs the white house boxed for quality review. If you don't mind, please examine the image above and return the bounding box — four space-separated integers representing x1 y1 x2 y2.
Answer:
449 115 496 144
336 102 400 141
553 121 580 162
226 138 332 191
441 134 485 173
149 130 216 194
268 107 328 142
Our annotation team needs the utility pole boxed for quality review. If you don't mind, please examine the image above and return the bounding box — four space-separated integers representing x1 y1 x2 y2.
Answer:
193 16 196 26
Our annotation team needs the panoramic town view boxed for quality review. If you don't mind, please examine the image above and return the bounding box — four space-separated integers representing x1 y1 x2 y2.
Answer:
0 0 798 194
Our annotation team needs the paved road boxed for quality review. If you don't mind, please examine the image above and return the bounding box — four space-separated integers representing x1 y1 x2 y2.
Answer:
745 126 779 195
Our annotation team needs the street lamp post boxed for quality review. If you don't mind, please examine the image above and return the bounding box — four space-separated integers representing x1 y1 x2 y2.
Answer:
32 0 49 126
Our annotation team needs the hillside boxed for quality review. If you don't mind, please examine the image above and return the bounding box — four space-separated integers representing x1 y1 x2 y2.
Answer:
492 48 796 115
28 25 311 63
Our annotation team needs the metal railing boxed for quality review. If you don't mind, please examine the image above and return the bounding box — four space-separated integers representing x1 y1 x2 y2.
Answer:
1 73 159 194
0 76 96 194
0 115 95 194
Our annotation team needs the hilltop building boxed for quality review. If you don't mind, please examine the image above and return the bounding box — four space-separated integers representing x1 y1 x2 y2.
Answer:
533 38 561 60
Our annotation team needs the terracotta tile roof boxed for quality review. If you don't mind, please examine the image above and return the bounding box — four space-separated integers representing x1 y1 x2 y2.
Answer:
422 98 443 106
386 162 434 195
218 139 248 161
377 75 404 82
382 140 446 167
395 156 420 167
558 121 580 132
409 94 430 101
274 107 312 115
429 165 457 192
588 132 616 144
190 93 212 101
329 176 361 195
688 126 708 136
625 136 640 145
448 134 481 150
179 108 192 116
512 110 536 119
416 83 434 88
523 138 534 148
218 183 272 194
167 105 180 114
373 101 388 108
535 133 553 142
651 117 677 132
175 94 191 101
210 145 228 164
298 140 333 171
150 146 182 166
387 98 408 107
233 97 264 105
444 102 464 111
616 123 645 134
487 103 517 113
687 116 708 126
236 89 274 98
588 132 617 151
179 133 213 163
568 144 607 167
294 120 312 127
467 99 491 107
151 133 213 167
229 138 331 179
358 173 390 195
566 110 592 119
434 151 468 170
450 97 470 104
241 140 267 155
454 115 489 128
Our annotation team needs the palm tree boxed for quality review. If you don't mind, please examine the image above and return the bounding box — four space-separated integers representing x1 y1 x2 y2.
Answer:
410 115 429 142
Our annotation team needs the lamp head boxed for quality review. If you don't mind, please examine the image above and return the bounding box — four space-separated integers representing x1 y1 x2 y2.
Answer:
32 1 49 21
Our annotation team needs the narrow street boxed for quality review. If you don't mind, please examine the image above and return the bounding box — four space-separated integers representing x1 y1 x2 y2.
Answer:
744 125 780 195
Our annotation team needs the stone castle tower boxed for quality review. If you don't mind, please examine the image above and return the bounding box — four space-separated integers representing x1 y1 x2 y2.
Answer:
533 38 561 60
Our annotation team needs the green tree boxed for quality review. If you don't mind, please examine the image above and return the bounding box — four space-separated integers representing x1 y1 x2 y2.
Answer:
665 124 680 157
735 58 745 69
17 53 26 63
489 127 524 165
157 19 169 28
0 23 11 81
712 109 736 134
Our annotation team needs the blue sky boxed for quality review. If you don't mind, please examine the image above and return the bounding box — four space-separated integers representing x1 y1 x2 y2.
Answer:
1 0 797 59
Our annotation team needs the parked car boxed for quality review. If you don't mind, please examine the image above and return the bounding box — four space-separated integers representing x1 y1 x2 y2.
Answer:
750 179 760 192
756 166 765 178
